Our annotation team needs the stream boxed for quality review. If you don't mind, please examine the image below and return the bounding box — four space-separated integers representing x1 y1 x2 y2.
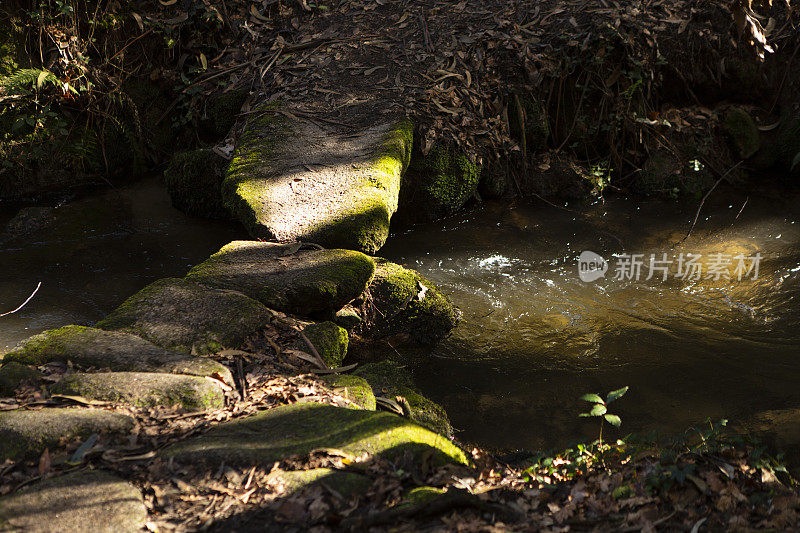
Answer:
382 189 800 451
3 178 800 453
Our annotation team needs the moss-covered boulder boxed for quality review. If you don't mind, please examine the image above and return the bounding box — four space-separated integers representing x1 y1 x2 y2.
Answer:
358 259 459 345
334 305 363 330
164 402 467 466
3 325 234 386
96 278 271 355
0 362 40 396
321 374 376 410
0 408 134 461
354 361 453 438
400 145 480 222
222 103 413 253
164 148 230 219
266 468 372 498
50 372 225 411
0 470 147 533
186 241 375 316
299 321 348 367
724 107 760 159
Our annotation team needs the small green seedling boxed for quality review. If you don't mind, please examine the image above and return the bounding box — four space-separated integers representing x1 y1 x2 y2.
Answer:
579 386 628 444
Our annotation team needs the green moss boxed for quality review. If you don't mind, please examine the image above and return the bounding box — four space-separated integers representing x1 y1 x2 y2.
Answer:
360 259 459 345
301 322 348 367
321 374 376 410
400 145 480 222
2 325 94 366
164 148 230 219
50 372 225 411
398 486 447 509
164 402 469 466
334 306 362 330
0 362 41 396
267 468 372 497
724 108 760 159
353 361 453 437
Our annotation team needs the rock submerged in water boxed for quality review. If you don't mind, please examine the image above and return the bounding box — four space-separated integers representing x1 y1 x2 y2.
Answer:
0 470 146 533
358 258 460 345
96 277 271 355
50 372 226 411
222 102 413 253
186 240 375 316
164 402 467 467
0 408 134 461
2 325 234 386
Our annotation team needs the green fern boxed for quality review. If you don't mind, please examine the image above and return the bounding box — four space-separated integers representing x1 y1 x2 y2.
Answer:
0 68 60 95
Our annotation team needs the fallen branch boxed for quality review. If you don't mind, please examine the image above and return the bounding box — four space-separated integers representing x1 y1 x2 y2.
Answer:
0 282 41 317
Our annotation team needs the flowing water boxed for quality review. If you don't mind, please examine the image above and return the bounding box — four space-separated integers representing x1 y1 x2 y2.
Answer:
382 189 800 451
0 177 244 352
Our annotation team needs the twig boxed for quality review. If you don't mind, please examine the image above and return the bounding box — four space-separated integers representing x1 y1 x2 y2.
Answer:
729 196 749 227
0 282 41 317
299 331 329 369
673 161 743 247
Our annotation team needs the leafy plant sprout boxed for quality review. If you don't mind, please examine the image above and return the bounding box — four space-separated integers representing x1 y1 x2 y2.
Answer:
579 386 628 444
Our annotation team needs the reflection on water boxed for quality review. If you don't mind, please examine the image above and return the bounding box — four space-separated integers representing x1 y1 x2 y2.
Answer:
0 177 244 351
382 190 800 451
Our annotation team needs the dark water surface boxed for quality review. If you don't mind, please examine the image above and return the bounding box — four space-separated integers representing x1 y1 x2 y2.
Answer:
382 190 800 451
0 177 244 351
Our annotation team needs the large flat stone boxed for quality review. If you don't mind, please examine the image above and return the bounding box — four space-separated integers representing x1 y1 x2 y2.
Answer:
0 470 146 533
96 278 271 354
185 241 375 315
2 325 233 386
0 408 134 461
164 402 467 467
51 372 225 411
222 104 413 253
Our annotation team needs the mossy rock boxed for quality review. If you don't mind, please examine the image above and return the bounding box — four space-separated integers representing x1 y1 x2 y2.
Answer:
723 107 760 159
353 361 453 438
266 468 372 498
400 145 480 222
3 325 234 386
334 306 362 330
0 470 146 533
321 374 376 410
186 241 375 316
358 259 459 345
164 148 230 219
50 372 225 411
201 89 248 139
0 408 134 461
397 486 447 509
299 322 348 367
0 362 41 397
163 402 468 466
96 278 271 355
222 102 413 253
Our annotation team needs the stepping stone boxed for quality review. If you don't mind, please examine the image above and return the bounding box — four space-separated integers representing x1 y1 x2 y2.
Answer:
320 374 376 410
0 470 146 533
0 408 134 461
51 372 225 411
96 278 271 354
222 104 413 253
2 326 234 386
164 402 467 467
358 258 460 345
267 468 371 498
298 321 348 368
354 361 453 438
186 241 375 315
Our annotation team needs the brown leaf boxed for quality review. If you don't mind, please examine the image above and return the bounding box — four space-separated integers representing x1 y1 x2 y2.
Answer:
38 448 51 476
